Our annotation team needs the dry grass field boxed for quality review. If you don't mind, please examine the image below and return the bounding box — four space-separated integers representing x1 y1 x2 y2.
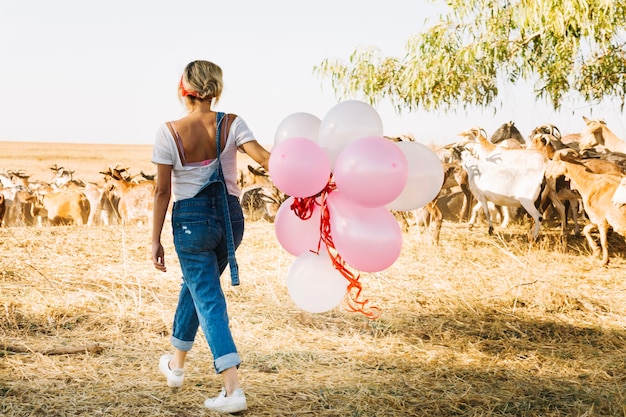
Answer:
2 141 626 416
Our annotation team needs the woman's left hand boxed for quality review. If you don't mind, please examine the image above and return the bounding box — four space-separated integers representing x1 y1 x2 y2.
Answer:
152 242 167 272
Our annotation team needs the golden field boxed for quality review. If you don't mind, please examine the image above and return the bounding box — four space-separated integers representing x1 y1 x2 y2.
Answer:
1 141 626 416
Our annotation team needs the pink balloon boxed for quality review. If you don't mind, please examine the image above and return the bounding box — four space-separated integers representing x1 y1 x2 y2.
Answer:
286 251 348 313
386 141 445 211
274 112 321 145
318 100 384 168
268 137 331 198
327 191 403 272
333 136 408 207
274 196 322 256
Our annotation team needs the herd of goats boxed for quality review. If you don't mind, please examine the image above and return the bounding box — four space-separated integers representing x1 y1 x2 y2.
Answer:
0 164 156 229
1 116 626 265
413 116 626 266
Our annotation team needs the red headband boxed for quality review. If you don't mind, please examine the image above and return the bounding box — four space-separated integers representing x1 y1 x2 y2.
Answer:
179 76 199 98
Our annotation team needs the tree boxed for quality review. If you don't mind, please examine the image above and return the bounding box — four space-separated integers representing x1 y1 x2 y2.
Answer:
314 0 626 113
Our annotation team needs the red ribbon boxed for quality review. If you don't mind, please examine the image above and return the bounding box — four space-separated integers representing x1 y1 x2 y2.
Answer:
179 76 199 98
291 177 380 319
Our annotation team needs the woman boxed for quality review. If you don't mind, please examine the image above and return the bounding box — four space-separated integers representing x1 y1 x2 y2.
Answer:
151 60 270 413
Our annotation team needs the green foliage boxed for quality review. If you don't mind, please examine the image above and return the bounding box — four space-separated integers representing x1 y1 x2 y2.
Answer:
314 0 626 112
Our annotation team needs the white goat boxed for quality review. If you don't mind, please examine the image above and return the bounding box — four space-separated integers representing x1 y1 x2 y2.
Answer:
612 178 626 207
458 127 570 244
453 145 546 241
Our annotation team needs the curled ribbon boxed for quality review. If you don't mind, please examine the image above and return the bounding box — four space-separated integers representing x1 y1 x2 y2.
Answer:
291 177 380 319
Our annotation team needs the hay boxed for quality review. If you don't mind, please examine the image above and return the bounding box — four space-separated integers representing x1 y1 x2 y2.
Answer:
2 143 626 416
2 220 626 416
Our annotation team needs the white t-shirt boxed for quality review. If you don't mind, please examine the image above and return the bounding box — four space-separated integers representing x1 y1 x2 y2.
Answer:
151 116 256 201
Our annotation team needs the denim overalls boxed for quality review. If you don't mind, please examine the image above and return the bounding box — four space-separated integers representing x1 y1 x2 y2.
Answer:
169 112 245 373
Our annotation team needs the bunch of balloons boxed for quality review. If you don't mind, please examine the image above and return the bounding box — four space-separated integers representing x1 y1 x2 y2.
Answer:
269 100 444 316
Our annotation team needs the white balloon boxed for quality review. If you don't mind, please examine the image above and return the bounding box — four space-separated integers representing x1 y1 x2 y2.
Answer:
385 141 445 211
274 112 321 145
318 100 383 168
286 251 347 313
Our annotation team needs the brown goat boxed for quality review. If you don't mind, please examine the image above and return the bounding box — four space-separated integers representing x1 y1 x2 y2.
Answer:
551 151 626 265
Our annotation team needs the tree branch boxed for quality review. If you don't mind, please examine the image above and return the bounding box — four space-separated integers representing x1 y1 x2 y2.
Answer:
2 341 103 355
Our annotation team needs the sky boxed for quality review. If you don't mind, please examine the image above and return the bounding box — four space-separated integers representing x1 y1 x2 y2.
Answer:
1 0 624 148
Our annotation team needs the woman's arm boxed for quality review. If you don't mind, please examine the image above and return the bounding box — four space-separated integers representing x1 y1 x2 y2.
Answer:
240 140 271 171
152 163 172 272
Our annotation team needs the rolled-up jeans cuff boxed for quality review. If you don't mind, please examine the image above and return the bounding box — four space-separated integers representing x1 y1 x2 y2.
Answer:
171 336 194 352
214 352 241 374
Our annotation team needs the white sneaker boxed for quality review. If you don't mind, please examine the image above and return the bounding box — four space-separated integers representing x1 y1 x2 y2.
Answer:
204 388 247 413
158 354 184 388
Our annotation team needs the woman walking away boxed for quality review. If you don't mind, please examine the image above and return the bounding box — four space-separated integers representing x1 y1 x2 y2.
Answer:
151 60 271 413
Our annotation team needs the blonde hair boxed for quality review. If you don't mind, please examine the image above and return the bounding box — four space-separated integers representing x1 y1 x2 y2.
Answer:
179 60 223 104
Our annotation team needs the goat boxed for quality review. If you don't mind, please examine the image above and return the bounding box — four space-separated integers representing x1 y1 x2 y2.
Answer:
490 121 526 148
0 193 5 226
435 145 474 222
240 185 285 222
452 144 546 241
527 132 583 237
551 150 626 265
578 116 626 154
612 178 626 207
457 127 569 243
238 165 287 222
104 176 154 226
33 186 90 226
455 127 519 228
1 187 38 227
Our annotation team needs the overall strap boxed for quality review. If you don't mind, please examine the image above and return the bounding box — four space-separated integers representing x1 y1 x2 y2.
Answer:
215 112 225 159
215 112 240 286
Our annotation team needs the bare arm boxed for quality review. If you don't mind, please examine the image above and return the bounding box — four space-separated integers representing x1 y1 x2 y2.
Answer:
240 140 271 171
152 163 172 272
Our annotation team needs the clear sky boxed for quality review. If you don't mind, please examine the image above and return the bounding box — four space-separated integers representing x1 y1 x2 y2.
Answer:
1 0 624 147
